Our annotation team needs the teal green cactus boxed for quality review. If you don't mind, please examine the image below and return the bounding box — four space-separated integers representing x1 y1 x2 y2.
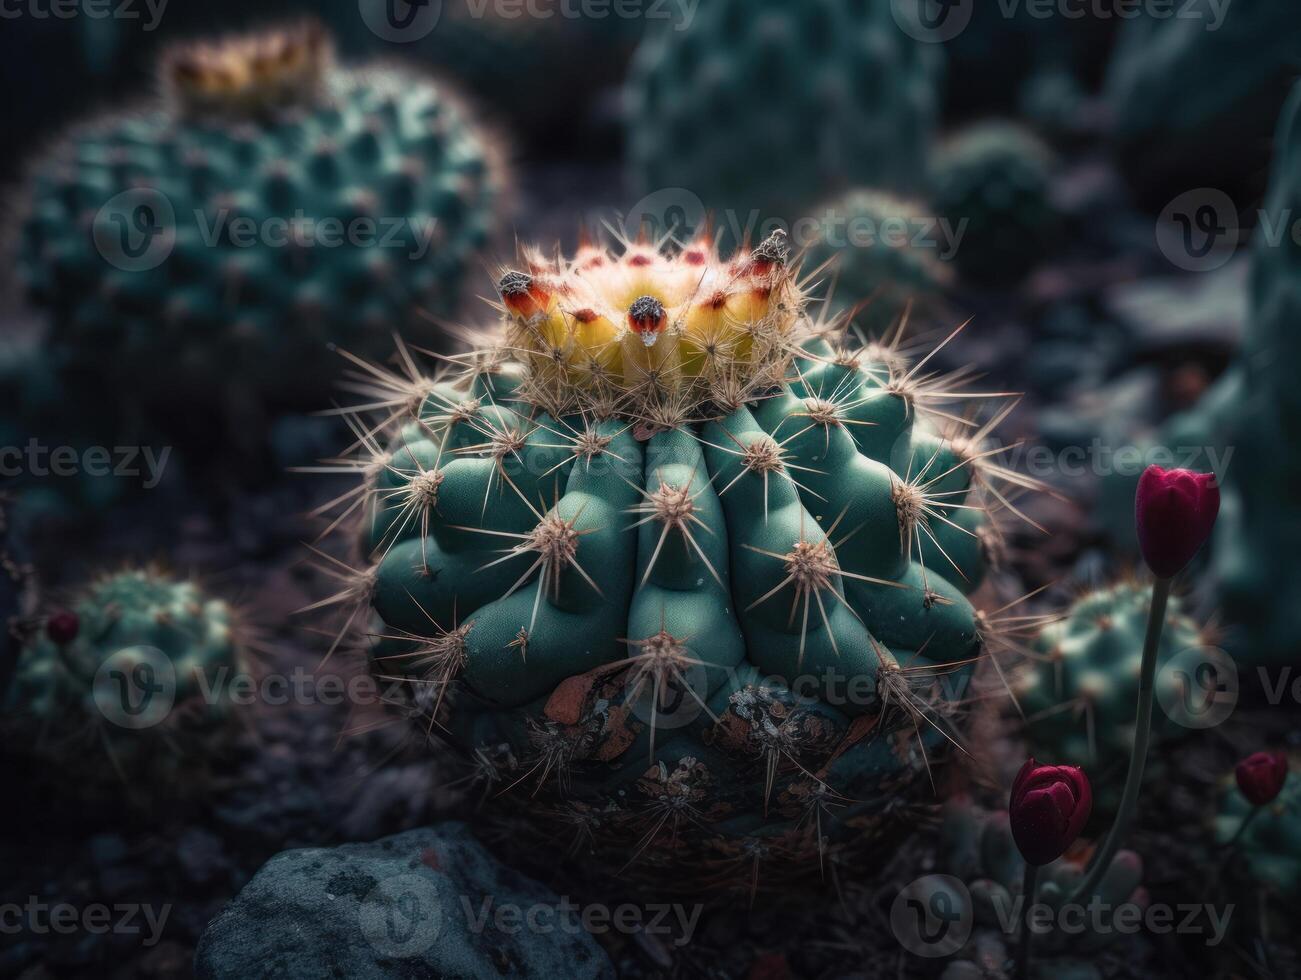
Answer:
805 189 954 333
320 230 1033 892
1105 0 1301 209
624 0 942 239
9 21 503 450
930 122 1059 286
1016 582 1207 798
2 567 245 801
1215 757 1301 899
938 798 1146 980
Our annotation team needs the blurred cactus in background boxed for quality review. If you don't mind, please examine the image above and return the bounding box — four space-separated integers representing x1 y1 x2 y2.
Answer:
624 0 942 247
1216 754 1301 900
1016 581 1208 813
805 188 954 334
8 21 504 467
938 798 1147 980
1105 0 1301 211
319 229 1034 892
2 567 246 805
930 122 1061 286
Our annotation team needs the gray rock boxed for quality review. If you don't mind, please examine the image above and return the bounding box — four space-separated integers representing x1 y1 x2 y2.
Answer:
195 823 614 980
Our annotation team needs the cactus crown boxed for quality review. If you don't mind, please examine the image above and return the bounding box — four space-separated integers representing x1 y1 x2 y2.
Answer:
493 230 814 423
162 19 333 118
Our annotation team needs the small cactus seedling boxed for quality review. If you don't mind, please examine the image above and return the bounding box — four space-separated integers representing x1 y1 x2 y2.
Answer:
930 122 1060 286
938 798 1147 980
2 567 246 804
315 227 1042 892
1016 581 1209 807
9 20 503 457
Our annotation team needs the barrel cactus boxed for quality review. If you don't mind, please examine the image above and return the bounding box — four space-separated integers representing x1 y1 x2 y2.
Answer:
1016 582 1208 801
2 567 245 802
1215 756 1301 899
806 188 954 333
937 798 1147 980
320 228 1034 892
9 20 503 452
624 0 941 239
930 122 1059 286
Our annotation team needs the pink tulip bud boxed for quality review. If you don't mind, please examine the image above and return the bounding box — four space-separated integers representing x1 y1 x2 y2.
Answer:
1009 758 1093 866
1135 465 1220 579
1235 751 1288 806
45 609 80 646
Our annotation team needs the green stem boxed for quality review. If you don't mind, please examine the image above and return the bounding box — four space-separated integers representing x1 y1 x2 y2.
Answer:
1068 576 1172 905
1017 863 1039 979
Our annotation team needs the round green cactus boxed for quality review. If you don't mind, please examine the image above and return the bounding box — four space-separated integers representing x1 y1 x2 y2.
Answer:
938 798 1146 980
1215 757 1301 899
805 189 954 334
624 0 942 234
2 567 245 802
9 21 503 449
930 122 1059 286
1016 582 1207 794
320 229 1033 892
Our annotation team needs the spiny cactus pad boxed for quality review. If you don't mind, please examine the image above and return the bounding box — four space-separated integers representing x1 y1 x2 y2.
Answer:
624 0 941 223
321 230 1038 891
930 122 1059 286
2 567 244 801
11 20 502 439
1017 582 1207 784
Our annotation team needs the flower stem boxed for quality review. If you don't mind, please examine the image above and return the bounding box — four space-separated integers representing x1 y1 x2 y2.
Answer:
1017 862 1039 979
1068 576 1172 905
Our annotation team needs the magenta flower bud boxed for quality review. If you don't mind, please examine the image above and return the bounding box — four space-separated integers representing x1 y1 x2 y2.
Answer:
45 609 80 646
1235 751 1288 807
1009 758 1093 866
1135 465 1220 579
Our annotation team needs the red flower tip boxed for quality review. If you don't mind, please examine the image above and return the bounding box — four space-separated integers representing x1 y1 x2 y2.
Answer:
1009 757 1093 866
1135 465 1220 579
1235 751 1288 807
45 609 80 646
